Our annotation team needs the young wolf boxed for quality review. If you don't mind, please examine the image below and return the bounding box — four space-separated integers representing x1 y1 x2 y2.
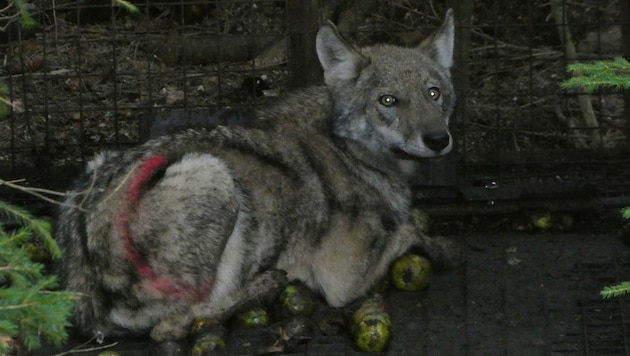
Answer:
56 9 461 341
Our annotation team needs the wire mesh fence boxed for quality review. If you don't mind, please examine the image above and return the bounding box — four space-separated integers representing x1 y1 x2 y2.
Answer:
0 0 628 211
448 0 630 211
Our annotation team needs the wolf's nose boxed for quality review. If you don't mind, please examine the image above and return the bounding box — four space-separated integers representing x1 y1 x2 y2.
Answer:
423 131 451 152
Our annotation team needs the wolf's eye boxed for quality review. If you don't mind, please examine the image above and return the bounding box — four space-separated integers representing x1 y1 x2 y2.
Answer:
428 87 441 100
379 94 398 107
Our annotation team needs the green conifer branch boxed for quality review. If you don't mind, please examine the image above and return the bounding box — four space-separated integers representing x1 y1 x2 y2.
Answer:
0 201 76 352
0 227 32 250
598 207 630 299
562 76 630 93
1 278 75 350
0 200 60 259
566 57 630 76
601 281 630 299
561 57 630 93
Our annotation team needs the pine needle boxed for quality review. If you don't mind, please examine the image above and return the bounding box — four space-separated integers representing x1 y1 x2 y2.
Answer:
113 0 139 13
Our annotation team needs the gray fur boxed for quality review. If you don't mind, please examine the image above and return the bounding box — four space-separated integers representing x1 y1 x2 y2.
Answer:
56 9 462 342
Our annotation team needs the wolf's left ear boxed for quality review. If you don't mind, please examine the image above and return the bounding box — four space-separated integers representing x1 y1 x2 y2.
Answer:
419 9 455 69
316 21 370 85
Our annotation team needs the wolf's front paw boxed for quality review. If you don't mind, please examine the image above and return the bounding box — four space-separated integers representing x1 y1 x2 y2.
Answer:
428 235 465 269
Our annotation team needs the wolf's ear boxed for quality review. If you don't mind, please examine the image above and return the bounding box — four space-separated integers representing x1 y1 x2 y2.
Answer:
419 9 455 69
316 21 370 85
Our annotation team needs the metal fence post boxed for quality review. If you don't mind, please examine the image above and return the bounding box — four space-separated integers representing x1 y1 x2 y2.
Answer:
287 0 322 88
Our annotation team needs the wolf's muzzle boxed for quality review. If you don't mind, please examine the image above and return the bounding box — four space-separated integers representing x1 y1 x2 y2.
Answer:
423 131 451 152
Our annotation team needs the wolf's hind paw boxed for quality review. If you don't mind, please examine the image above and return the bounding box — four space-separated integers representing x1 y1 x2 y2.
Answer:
244 269 288 304
150 314 191 341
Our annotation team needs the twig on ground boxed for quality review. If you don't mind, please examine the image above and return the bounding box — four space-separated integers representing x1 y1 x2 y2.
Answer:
51 334 118 356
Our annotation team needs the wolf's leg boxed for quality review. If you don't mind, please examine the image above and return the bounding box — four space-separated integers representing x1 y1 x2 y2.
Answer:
312 219 464 308
192 269 288 319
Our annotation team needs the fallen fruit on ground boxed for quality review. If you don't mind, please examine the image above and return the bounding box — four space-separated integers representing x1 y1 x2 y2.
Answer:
191 333 225 355
350 297 391 352
236 307 270 327
390 254 432 291
280 284 315 317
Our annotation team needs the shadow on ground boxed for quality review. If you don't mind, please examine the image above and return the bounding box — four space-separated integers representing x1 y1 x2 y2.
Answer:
37 229 630 355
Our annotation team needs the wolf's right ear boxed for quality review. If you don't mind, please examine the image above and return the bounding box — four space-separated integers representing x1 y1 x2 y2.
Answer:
419 9 455 69
316 21 370 86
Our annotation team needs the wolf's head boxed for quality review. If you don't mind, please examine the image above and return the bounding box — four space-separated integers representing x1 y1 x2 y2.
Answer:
316 9 455 161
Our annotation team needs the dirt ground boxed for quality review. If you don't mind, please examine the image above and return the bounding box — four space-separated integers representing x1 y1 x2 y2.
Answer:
35 212 630 356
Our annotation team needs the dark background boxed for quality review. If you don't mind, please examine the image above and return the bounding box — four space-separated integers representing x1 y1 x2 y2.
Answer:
1 0 629 213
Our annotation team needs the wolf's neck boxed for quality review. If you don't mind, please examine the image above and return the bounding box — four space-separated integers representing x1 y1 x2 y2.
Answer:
255 86 332 130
